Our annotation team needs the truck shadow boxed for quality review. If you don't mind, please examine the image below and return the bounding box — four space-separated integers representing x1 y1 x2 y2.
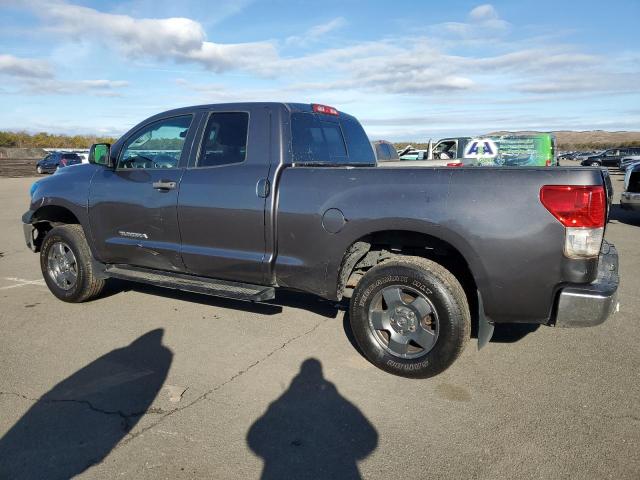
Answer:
246 358 378 480
608 204 640 227
101 279 341 319
0 329 172 480
341 308 540 359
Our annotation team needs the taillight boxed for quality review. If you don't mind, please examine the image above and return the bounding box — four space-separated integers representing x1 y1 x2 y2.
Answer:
446 162 462 167
312 104 339 116
540 185 605 228
540 185 605 258
545 159 551 166
60 159 67 166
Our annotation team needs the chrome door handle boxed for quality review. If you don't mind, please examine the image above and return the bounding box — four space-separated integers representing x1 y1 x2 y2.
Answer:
152 180 177 190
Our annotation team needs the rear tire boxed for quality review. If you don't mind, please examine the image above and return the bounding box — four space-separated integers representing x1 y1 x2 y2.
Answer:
40 225 105 303
349 256 470 378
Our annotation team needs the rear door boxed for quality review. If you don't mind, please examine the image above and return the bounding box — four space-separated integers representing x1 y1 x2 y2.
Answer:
40 154 53 171
177 106 272 284
89 113 198 271
48 154 60 170
603 149 620 166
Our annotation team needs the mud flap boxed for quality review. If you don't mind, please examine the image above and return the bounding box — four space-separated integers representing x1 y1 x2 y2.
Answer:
477 291 494 350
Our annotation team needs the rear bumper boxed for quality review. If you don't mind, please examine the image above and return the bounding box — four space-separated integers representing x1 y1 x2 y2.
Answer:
553 241 619 328
620 192 640 211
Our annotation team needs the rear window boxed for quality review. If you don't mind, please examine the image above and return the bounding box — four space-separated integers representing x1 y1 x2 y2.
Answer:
291 113 375 165
384 143 399 160
375 143 389 161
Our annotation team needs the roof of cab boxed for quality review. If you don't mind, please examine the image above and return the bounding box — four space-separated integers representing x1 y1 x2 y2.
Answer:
148 102 356 121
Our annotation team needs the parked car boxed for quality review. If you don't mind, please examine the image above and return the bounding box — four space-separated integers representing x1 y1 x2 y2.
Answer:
620 163 640 211
618 156 640 172
372 140 399 162
22 102 618 379
383 148 462 167
581 147 640 167
399 148 428 161
36 152 82 174
558 152 577 161
574 151 599 163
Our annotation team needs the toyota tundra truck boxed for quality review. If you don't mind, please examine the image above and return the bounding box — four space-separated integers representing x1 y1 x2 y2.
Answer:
22 103 619 378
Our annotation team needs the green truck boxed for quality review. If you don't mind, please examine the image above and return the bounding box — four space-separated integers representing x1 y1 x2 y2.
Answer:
408 134 557 167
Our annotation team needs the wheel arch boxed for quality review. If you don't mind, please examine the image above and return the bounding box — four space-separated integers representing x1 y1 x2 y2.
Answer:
29 205 83 251
336 229 484 320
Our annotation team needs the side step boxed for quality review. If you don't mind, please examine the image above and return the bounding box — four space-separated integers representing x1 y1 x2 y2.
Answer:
104 264 275 302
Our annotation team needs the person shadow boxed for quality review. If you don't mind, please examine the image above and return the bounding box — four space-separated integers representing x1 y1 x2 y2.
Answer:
0 329 172 480
247 358 378 480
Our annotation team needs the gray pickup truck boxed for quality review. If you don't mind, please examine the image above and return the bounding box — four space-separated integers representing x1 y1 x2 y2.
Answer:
22 103 619 378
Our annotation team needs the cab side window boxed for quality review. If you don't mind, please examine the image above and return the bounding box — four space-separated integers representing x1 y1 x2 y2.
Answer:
197 112 249 167
118 115 192 169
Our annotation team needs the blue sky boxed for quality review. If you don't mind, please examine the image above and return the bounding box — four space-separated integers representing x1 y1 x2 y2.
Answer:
0 0 638 140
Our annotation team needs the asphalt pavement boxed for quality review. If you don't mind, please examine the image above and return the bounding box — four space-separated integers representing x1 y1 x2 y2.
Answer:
0 166 638 479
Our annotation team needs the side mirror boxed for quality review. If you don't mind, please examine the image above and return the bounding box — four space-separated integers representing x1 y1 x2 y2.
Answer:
89 143 112 167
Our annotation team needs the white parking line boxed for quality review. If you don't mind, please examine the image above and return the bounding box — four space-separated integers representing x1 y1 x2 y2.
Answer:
0 277 46 290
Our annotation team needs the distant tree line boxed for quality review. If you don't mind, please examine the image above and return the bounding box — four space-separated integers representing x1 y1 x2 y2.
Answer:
0 131 117 148
2 129 639 152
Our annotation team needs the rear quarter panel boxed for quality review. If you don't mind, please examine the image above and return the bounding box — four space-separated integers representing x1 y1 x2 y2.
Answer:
275 166 604 324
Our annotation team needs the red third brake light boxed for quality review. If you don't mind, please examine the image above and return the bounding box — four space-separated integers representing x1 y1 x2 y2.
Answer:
312 104 339 116
540 185 605 228
447 162 462 167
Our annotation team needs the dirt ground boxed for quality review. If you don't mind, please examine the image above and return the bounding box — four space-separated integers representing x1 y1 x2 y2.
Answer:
0 157 41 177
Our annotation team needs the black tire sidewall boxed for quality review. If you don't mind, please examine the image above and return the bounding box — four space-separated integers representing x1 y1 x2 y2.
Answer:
40 227 89 302
350 262 467 378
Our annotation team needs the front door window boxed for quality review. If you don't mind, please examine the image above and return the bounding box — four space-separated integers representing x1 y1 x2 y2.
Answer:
118 115 192 170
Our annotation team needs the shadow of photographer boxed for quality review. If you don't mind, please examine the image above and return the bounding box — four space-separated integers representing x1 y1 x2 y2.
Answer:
0 329 172 480
247 358 378 480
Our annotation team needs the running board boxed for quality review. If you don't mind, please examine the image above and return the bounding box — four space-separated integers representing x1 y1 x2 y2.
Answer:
104 265 275 302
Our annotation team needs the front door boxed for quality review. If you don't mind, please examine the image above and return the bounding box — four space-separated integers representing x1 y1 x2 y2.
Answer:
177 108 272 284
89 114 196 271
603 149 622 166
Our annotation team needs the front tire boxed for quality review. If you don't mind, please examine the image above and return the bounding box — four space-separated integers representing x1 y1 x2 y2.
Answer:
40 225 105 303
36 166 43 174
590 161 601 167
349 256 470 378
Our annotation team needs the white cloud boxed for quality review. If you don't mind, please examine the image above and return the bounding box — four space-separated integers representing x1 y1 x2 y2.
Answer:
0 54 53 78
25 0 279 73
439 3 510 39
286 17 348 47
309 17 347 37
0 52 127 96
469 4 499 21
8 0 640 132
517 74 637 95
22 78 130 96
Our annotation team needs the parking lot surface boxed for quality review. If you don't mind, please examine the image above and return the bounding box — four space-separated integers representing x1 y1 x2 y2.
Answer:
0 168 638 479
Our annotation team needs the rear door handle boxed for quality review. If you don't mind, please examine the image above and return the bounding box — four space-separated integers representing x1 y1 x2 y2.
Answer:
152 180 177 190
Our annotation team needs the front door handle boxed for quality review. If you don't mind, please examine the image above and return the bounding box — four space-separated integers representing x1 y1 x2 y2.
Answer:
152 180 177 190
256 178 270 198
